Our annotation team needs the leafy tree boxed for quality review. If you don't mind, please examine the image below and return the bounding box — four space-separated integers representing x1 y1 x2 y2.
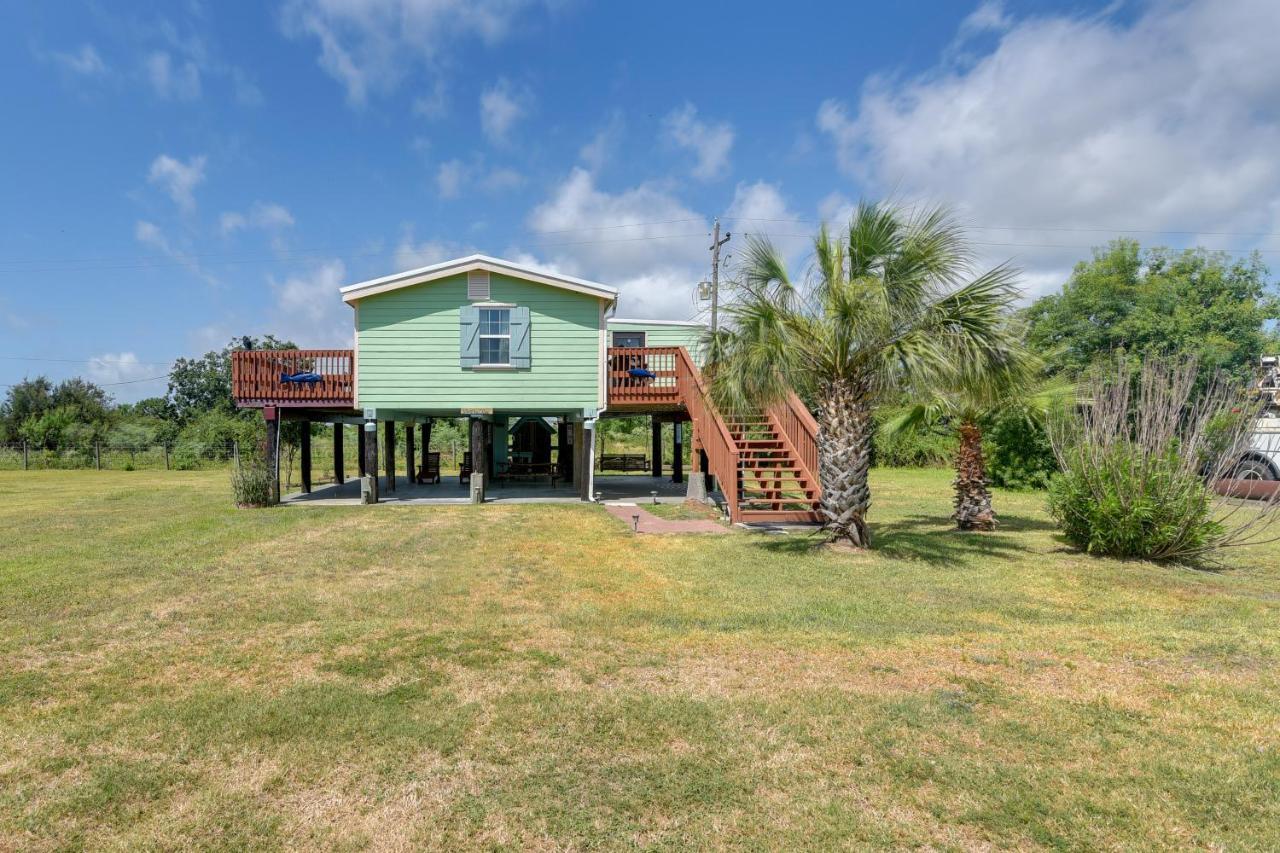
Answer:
167 335 295 423
709 201 1021 548
1024 240 1279 386
2 376 112 447
1 377 54 441
882 347 1074 530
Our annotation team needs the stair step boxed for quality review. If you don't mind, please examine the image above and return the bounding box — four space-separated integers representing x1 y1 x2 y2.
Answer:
738 509 823 523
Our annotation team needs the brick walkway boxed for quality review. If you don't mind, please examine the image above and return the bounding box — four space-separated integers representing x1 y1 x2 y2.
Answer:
602 503 730 534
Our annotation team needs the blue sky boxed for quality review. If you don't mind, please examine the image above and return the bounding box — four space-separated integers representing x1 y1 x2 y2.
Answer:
2 0 1278 401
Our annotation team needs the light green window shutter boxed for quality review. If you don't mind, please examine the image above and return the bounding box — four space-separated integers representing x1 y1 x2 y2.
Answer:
510 306 531 368
459 306 480 367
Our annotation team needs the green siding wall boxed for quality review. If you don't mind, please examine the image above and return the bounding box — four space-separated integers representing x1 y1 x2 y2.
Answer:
607 321 708 366
356 273 604 413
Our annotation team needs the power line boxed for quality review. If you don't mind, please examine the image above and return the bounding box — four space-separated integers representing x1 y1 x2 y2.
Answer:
0 355 174 366
526 217 703 235
727 216 1280 240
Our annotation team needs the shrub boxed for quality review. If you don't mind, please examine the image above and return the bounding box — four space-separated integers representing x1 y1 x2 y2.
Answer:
1046 359 1278 565
872 410 955 468
986 410 1058 490
1048 445 1222 559
231 448 273 507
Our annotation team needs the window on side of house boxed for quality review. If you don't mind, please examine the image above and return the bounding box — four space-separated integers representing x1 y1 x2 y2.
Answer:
478 307 511 365
612 331 645 348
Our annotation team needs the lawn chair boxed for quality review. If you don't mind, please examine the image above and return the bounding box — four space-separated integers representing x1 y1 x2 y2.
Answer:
416 451 441 485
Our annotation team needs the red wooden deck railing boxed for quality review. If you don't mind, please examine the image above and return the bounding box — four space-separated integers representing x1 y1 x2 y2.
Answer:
231 349 355 407
607 346 681 406
767 390 821 501
673 346 741 521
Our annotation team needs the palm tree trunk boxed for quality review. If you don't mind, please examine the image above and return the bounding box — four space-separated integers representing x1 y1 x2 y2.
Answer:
817 379 873 547
953 420 996 530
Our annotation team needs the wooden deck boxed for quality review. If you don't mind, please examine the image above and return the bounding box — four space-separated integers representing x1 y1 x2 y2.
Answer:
231 349 355 408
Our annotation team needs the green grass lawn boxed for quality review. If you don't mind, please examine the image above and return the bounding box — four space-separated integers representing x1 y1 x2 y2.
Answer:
1 469 1278 850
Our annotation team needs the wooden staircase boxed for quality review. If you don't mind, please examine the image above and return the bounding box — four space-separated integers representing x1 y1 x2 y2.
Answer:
725 416 822 523
606 344 823 525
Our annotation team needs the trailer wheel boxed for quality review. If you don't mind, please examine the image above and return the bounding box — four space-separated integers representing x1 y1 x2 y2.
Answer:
1233 459 1279 481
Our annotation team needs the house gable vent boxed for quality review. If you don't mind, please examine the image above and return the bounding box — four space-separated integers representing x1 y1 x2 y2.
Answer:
467 269 491 301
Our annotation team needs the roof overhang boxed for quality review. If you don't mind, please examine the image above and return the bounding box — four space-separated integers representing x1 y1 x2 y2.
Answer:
607 317 708 328
340 254 618 304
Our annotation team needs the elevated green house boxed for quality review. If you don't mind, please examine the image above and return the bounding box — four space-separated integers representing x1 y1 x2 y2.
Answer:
232 254 820 523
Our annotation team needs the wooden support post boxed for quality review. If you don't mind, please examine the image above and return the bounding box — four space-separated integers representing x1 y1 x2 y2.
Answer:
574 421 588 501
300 423 312 494
421 419 432 477
333 425 344 484
164 444 171 470
363 421 379 502
384 420 396 492
264 407 280 505
22 440 28 471
94 441 101 470
651 417 662 478
672 421 683 484
405 421 415 485
357 427 366 477
558 421 572 483
469 417 486 502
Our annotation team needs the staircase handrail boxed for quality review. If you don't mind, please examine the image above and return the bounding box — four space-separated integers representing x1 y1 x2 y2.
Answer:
766 391 821 502
674 347 740 520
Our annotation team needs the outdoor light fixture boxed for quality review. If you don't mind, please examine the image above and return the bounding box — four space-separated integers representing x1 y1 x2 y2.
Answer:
650 490 659 505
632 513 640 532
594 491 602 503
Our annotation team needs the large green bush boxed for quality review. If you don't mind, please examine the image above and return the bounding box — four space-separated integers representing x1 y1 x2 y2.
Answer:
231 448 274 507
1048 445 1221 559
871 410 954 468
986 410 1058 490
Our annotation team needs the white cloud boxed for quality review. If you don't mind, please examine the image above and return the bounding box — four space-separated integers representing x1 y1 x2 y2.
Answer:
662 103 734 181
219 212 247 234
481 167 525 193
147 154 206 213
145 51 202 100
817 0 1280 297
412 79 448 118
725 180 810 263
135 220 219 286
86 352 152 385
479 79 531 144
51 44 106 75
269 260 353 347
281 0 542 105
526 168 709 319
579 111 624 172
220 202 295 240
436 158 468 199
435 158 524 198
393 231 475 271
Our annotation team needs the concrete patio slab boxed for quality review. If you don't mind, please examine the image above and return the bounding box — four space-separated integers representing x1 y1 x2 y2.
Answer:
281 473 717 506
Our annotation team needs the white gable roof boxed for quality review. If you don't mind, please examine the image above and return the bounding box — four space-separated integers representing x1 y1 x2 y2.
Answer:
340 254 618 304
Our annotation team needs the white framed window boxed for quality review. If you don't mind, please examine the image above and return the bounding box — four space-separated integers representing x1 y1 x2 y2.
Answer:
478 307 511 365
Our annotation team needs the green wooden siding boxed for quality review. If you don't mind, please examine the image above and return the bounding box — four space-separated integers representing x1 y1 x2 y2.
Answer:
356 272 604 413
607 321 708 366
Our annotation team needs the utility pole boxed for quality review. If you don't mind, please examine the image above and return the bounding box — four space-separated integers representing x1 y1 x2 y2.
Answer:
709 217 731 332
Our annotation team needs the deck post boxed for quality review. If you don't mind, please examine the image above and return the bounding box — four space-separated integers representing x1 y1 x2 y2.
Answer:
420 419 432 480
686 420 706 502
264 406 280 505
357 427 366 477
405 420 415 485
651 417 662 478
384 420 396 492
300 422 312 493
333 424 344 485
362 420 378 503
469 417 486 502
672 420 683 484
558 421 572 483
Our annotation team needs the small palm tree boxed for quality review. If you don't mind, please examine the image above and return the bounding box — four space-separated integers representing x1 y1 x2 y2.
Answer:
882 350 1074 530
709 201 1021 548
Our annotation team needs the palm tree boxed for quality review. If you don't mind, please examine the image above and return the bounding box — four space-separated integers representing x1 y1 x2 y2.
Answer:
708 201 1021 548
882 349 1074 531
